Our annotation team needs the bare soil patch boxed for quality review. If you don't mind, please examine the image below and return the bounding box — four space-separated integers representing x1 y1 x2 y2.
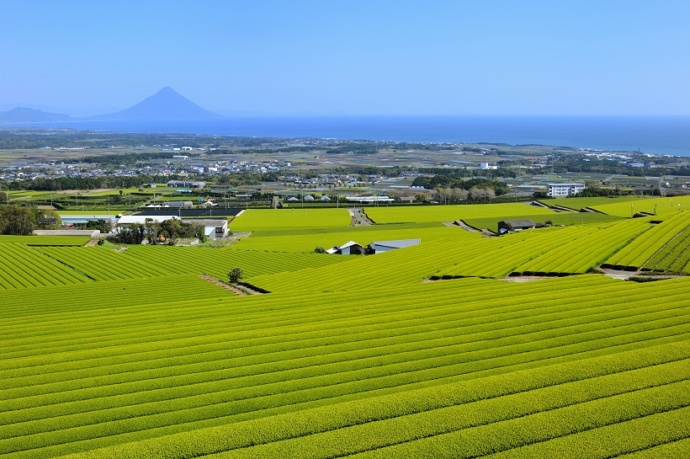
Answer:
199 274 265 295
200 275 248 296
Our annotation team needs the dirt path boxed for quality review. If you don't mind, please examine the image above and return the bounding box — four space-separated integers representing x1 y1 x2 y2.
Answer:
596 268 686 281
199 274 265 295
453 220 483 233
200 275 248 295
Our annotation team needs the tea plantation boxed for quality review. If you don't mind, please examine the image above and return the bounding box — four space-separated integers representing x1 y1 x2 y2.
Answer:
1 200 689 458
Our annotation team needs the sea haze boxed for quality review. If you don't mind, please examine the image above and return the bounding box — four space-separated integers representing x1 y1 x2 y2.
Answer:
24 115 690 157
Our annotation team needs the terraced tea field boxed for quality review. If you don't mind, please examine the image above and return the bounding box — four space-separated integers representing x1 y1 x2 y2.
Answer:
364 202 555 224
1 201 690 458
604 210 690 272
233 222 457 252
590 195 690 217
0 235 90 246
230 208 351 232
0 244 90 290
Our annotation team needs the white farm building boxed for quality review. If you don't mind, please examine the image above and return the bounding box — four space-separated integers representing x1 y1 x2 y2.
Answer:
116 215 179 226
184 219 229 239
345 196 394 204
326 241 364 255
547 182 585 197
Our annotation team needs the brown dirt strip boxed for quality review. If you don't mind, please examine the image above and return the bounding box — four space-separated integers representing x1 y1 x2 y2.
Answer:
199 274 265 295
199 274 248 295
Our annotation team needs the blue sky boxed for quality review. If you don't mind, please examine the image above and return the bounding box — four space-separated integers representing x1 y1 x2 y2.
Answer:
2 0 689 116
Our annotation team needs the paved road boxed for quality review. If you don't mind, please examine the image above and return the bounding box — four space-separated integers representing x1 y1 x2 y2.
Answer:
348 208 373 226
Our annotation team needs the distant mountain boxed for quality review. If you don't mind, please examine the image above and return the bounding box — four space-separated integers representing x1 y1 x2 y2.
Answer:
0 107 71 124
96 87 222 121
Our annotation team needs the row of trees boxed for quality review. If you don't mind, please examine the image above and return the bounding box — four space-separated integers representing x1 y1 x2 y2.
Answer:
412 175 510 196
0 205 62 235
5 176 154 192
431 186 496 204
110 218 206 245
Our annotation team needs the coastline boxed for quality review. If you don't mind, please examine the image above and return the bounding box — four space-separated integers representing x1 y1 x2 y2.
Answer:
2 115 690 157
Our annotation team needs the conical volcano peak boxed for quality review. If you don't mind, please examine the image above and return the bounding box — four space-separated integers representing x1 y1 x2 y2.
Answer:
155 86 178 96
104 87 222 121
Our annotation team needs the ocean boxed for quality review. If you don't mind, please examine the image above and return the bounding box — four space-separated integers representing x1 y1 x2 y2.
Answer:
31 116 690 157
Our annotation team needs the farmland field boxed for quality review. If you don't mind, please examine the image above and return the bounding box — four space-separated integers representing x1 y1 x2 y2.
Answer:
230 208 351 232
463 211 620 232
590 195 690 217
364 202 555 224
0 235 90 246
0 243 90 290
2 202 690 458
538 195 649 211
604 211 690 271
233 222 460 252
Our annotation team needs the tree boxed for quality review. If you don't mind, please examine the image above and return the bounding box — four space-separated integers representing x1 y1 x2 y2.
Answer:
469 186 486 202
111 223 147 244
451 188 469 203
469 187 495 203
228 267 243 284
85 219 113 233
415 192 429 203
34 209 62 230
485 188 496 203
434 186 452 205
0 205 36 235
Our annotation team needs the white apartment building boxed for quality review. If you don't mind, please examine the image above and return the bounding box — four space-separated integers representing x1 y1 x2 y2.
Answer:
547 182 585 197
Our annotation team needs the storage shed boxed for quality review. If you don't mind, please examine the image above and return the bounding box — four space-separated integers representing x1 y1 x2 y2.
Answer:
326 241 364 255
183 219 229 239
367 239 421 254
498 219 536 234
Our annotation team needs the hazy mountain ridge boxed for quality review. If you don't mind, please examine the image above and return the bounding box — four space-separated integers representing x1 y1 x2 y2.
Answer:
0 88 222 124
0 107 72 124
